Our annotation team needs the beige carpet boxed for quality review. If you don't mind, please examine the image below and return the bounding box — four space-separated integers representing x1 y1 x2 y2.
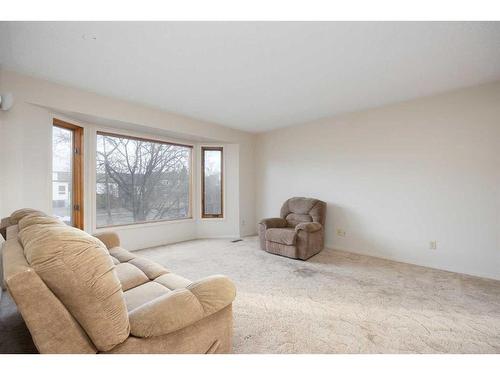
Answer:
2 236 500 353
136 237 500 353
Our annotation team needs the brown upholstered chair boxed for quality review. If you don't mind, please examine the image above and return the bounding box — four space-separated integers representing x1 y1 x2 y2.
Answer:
259 197 326 260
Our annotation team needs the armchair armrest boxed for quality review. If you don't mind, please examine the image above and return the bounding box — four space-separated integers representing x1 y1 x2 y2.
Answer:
93 231 120 249
295 222 322 233
259 217 287 229
128 275 236 338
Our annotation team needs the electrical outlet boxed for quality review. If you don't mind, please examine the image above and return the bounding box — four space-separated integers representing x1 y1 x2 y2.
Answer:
429 241 437 250
336 229 346 237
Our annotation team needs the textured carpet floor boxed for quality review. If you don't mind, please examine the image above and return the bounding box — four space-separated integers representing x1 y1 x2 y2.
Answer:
2 236 500 353
138 237 500 353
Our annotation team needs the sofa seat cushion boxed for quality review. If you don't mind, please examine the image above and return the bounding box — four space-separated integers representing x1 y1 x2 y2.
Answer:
265 227 297 245
114 263 149 291
123 281 170 311
128 257 169 280
154 273 192 290
109 247 137 262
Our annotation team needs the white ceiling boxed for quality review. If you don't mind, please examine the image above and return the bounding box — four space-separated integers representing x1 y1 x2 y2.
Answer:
1 22 500 132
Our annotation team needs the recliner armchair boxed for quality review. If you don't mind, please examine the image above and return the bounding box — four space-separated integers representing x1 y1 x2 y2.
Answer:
259 197 326 260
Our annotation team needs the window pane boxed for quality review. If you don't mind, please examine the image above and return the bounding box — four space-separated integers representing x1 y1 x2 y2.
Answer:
96 133 192 227
52 126 73 225
203 149 222 217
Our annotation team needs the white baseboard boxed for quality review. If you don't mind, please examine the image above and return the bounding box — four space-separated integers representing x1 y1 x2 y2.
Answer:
197 234 242 239
326 243 500 281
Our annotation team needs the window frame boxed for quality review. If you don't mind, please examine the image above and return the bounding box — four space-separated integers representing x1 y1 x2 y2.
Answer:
53 118 84 229
201 146 224 219
95 131 194 229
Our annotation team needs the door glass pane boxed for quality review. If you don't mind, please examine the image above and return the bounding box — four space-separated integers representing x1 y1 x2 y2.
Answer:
203 149 222 216
52 126 73 225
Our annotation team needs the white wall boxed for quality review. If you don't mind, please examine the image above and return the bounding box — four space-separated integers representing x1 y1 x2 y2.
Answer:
238 140 256 236
3 68 499 280
0 69 257 249
256 81 500 280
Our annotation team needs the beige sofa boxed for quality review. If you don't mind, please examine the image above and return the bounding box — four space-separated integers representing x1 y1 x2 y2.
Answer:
1 208 236 354
259 197 326 260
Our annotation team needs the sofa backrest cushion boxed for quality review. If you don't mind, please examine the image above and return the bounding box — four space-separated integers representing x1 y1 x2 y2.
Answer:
18 213 64 231
18 221 130 351
280 197 326 227
10 208 46 224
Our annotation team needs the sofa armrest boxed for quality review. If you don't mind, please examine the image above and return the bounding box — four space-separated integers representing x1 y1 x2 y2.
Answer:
1 217 13 240
187 275 236 315
128 275 236 338
259 217 287 229
295 222 322 233
93 231 120 249
128 289 204 338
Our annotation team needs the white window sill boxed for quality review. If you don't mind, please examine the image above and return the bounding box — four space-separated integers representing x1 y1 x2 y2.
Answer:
94 217 195 231
199 217 226 222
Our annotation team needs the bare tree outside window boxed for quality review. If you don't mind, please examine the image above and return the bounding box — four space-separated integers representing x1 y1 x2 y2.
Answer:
96 133 192 227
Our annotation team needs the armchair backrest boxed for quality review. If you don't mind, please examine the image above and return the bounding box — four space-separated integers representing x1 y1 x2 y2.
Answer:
279 197 326 227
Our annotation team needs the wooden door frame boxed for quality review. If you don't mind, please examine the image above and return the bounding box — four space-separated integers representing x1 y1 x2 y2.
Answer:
53 118 84 229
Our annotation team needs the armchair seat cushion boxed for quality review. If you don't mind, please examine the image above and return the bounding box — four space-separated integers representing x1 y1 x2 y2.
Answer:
265 227 297 245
